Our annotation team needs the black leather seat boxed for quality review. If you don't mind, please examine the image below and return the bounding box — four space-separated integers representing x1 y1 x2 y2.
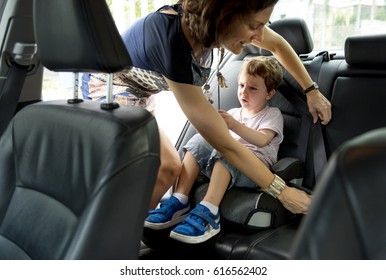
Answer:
0 0 160 259
218 127 386 260
215 30 386 260
324 34 386 158
292 127 386 259
208 18 316 260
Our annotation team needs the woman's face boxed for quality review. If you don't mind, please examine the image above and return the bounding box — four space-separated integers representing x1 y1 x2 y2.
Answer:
220 6 274 54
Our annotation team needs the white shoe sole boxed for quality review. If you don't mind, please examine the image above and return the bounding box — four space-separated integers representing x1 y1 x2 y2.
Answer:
169 225 221 244
144 207 190 230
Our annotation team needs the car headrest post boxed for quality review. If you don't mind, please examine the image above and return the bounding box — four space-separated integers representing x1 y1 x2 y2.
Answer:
101 74 119 110
67 73 84 104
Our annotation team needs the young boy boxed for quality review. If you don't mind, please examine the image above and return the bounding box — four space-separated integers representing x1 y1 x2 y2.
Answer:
145 56 284 244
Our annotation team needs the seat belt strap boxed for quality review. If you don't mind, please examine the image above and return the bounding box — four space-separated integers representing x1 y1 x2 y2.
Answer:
0 43 36 137
279 70 314 188
0 62 30 136
279 51 329 188
307 51 329 180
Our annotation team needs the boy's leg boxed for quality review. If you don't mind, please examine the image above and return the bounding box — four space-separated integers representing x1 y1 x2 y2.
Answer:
202 160 231 208
174 151 201 196
174 133 215 198
144 136 205 229
170 160 230 244
145 135 209 230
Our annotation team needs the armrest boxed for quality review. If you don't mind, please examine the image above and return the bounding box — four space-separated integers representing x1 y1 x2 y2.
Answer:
271 157 304 182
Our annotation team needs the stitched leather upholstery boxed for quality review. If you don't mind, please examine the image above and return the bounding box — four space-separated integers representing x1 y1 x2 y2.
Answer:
206 22 386 260
0 101 160 259
345 34 386 67
215 31 386 260
292 128 386 259
0 0 160 259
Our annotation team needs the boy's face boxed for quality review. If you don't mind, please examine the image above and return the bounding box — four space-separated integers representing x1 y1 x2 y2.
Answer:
237 71 273 111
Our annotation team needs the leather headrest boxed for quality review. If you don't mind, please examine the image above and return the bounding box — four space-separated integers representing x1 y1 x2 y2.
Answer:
261 18 314 56
345 34 386 67
33 0 131 73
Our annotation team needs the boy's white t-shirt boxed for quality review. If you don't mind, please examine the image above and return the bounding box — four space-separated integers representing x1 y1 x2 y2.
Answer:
227 106 284 167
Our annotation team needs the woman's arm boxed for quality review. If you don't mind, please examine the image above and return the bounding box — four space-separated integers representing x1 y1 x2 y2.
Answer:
166 79 273 186
165 77 311 214
253 26 332 125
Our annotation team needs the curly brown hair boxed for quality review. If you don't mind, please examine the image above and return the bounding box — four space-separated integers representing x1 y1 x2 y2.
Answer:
239 56 283 92
180 0 279 48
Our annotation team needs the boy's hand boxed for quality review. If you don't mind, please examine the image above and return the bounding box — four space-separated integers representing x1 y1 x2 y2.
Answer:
218 109 237 129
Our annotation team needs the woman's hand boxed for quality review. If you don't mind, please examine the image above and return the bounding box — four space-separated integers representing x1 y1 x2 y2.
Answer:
277 186 312 214
306 90 332 125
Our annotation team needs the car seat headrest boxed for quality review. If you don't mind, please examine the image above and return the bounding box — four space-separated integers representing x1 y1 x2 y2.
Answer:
33 0 131 73
261 18 314 56
345 34 386 67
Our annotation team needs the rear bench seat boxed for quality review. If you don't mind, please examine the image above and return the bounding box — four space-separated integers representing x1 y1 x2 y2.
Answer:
213 32 386 259
147 18 318 260
142 18 315 260
142 18 386 260
210 18 317 260
324 34 386 157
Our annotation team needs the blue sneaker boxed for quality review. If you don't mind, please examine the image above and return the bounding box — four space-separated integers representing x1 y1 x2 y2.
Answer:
170 204 220 244
144 196 190 230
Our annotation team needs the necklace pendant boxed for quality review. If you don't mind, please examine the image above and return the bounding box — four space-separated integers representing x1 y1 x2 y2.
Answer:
203 84 213 104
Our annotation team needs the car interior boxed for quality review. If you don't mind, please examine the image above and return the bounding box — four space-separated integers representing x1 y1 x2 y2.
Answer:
142 18 386 260
0 0 160 259
0 0 385 260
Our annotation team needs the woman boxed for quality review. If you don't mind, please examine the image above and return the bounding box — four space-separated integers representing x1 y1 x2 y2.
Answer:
83 0 331 213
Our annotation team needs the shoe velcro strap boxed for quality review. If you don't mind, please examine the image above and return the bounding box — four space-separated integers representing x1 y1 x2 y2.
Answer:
188 207 219 230
184 216 207 232
147 199 175 215
147 208 165 215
